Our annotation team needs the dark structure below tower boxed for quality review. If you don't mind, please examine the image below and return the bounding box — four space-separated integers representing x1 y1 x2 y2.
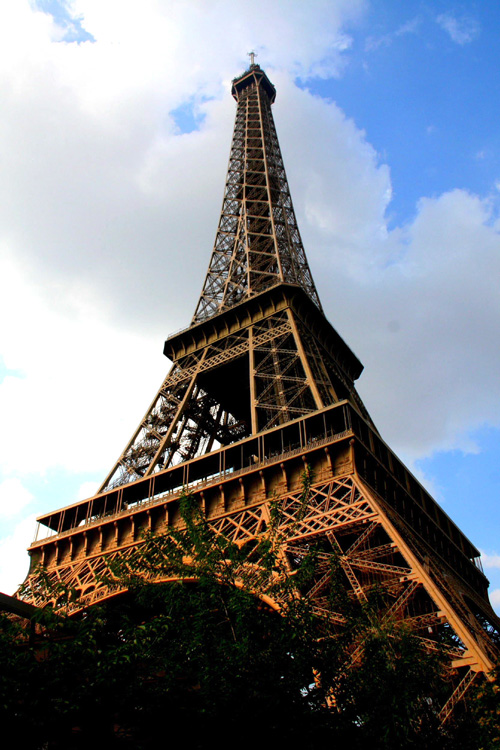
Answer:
21 64 500 720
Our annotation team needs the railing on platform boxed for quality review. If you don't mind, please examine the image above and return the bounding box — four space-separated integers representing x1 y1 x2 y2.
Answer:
32 426 353 546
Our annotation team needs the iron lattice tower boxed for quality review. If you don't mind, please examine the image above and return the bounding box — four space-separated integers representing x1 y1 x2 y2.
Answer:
22 64 500 719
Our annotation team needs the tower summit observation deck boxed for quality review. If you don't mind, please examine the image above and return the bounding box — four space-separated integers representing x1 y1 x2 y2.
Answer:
21 63 500 716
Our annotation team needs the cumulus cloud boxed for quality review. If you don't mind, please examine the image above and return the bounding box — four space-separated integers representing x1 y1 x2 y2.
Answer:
0 514 38 594
481 553 500 570
0 478 34 518
0 250 166 478
436 13 480 45
490 589 500 608
77 480 100 500
347 189 500 461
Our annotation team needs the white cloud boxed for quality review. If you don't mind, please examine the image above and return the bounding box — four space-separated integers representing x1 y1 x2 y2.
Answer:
0 478 34 518
78 481 100 500
490 589 500 608
436 13 480 45
365 15 421 51
274 76 392 274
396 18 421 36
0 514 38 594
333 188 500 462
0 250 166 477
481 553 500 570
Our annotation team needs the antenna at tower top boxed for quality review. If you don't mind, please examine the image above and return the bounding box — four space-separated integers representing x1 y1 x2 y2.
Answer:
248 50 257 66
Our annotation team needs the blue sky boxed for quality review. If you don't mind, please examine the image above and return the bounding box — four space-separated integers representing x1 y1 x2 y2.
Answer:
304 2 500 226
0 0 499 612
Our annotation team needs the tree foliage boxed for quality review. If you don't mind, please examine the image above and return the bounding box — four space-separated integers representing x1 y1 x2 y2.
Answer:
2 490 499 749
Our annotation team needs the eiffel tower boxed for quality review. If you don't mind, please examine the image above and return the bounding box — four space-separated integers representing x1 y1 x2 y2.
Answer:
22 62 499 715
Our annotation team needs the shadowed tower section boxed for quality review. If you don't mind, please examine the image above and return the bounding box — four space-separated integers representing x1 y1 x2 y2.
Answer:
22 63 500 722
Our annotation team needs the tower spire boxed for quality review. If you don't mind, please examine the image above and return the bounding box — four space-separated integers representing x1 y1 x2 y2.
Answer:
193 64 322 323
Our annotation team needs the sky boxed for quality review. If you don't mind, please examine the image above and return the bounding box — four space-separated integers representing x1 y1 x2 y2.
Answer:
0 0 500 613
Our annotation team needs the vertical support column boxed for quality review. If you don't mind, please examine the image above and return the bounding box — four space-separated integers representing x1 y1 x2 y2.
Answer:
259 470 266 498
280 462 288 491
324 446 333 475
286 309 324 410
257 82 284 282
218 485 227 513
248 325 258 434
